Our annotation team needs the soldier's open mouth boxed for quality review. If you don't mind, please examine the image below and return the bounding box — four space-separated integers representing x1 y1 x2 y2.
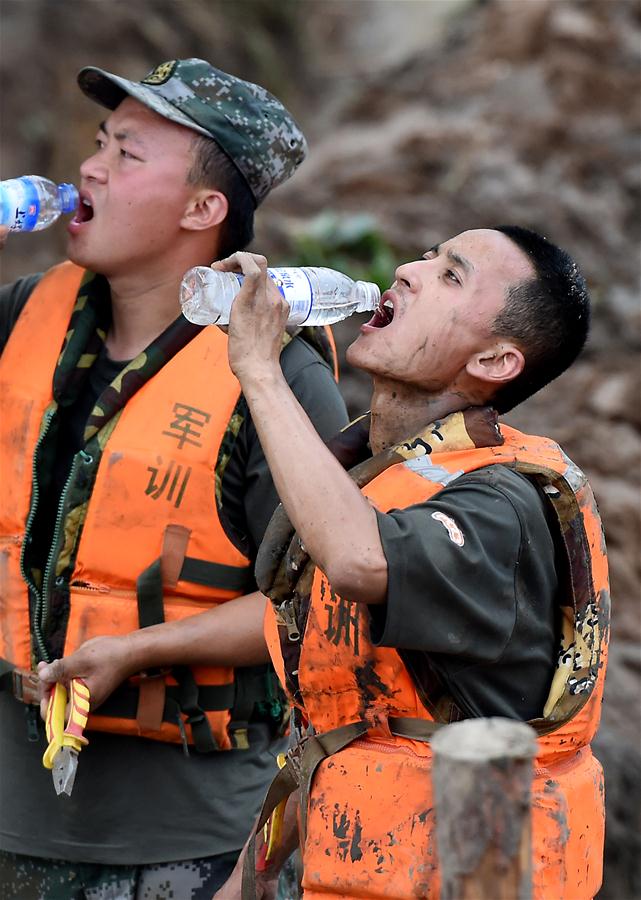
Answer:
74 196 94 223
366 298 395 328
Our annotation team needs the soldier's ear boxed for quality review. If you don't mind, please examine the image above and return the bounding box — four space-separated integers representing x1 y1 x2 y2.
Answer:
181 190 228 231
466 343 525 385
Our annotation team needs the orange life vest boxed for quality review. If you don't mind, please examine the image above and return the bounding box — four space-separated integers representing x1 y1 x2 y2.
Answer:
264 418 609 899
0 262 264 750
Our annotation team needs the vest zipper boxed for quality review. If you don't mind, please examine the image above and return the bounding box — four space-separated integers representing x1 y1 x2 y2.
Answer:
68 581 111 594
69 583 228 608
20 407 55 662
38 450 92 652
348 736 429 759
280 598 301 642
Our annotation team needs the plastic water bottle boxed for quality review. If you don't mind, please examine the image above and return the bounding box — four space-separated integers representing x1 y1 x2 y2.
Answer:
0 176 78 232
180 266 381 326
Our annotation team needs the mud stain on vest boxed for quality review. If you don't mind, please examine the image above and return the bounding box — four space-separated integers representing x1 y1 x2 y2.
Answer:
8 403 35 486
541 777 571 846
332 804 364 863
368 839 388 872
107 451 123 467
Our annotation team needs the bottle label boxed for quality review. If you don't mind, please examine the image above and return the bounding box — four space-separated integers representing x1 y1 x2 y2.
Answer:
226 268 314 324
3 178 41 232
267 268 313 324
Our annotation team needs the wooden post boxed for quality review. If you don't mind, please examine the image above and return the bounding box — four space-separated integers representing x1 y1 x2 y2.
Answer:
431 717 537 900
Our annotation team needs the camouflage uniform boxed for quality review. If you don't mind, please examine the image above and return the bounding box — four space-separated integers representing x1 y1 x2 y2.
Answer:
0 849 238 900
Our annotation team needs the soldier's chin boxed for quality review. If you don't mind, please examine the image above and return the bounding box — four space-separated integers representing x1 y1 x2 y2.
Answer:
66 240 102 273
345 337 369 370
66 242 85 267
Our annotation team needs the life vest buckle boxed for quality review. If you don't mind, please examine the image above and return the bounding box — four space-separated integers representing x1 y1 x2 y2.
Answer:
12 668 41 706
283 734 310 785
185 710 206 728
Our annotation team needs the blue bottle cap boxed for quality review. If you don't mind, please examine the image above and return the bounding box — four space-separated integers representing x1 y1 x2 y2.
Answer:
57 183 79 214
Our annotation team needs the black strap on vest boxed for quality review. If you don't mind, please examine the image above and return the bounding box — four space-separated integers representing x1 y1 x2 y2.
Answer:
227 667 254 752
135 544 258 753
180 557 253 593
135 556 254 631
136 559 165 631
171 664 220 753
95 669 277 752
97 681 236 720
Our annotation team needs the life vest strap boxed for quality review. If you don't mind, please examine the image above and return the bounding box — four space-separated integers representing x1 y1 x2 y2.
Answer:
171 664 220 752
242 719 370 900
97 680 237 720
135 547 254 634
134 671 166 734
388 716 446 742
96 668 281 753
134 524 253 751
0 661 41 706
228 665 257 751
180 557 254 592
137 558 165 630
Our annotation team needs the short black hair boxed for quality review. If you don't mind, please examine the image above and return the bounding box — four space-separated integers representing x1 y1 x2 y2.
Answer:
187 134 255 259
490 225 591 413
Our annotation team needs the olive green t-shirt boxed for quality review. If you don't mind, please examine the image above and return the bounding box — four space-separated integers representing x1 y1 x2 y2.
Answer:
372 464 559 722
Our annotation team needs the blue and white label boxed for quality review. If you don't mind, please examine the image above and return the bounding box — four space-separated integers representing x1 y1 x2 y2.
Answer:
268 268 314 324
229 268 314 324
0 177 41 231
267 269 312 325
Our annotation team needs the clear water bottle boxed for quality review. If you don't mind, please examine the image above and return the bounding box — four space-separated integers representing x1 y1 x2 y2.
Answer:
0 176 78 232
180 266 380 327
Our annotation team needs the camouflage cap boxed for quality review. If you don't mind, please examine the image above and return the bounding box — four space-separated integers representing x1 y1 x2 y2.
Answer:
77 58 308 206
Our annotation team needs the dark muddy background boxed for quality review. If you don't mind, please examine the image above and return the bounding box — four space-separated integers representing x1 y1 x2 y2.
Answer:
1 1 639 895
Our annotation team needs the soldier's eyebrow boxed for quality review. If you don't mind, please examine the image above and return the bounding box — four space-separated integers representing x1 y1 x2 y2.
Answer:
447 249 474 275
98 119 147 149
426 243 475 275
